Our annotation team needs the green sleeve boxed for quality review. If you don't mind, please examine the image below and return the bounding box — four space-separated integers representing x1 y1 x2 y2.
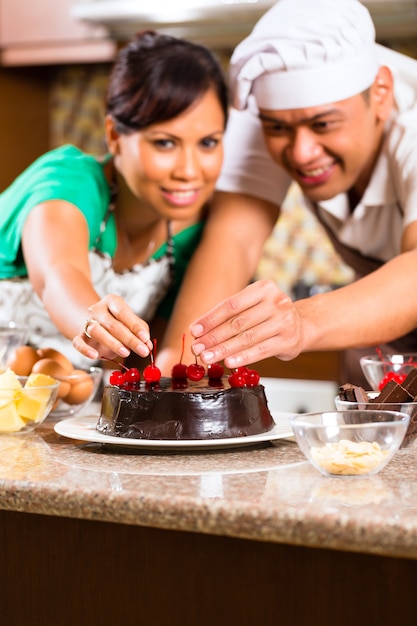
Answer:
0 145 115 278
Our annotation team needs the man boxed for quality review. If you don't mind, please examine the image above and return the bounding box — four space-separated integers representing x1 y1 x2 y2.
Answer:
188 0 417 384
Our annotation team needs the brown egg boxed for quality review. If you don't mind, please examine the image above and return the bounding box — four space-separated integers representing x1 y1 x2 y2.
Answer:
7 345 40 376
32 358 71 398
36 348 74 375
64 370 94 405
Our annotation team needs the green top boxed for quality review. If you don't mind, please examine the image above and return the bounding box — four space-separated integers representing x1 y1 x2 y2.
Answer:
0 144 204 318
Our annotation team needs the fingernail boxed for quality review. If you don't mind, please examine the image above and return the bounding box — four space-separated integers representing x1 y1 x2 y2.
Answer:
226 356 241 368
190 324 204 337
138 330 150 342
192 343 205 355
119 346 130 357
86 349 99 359
136 344 150 357
202 351 214 363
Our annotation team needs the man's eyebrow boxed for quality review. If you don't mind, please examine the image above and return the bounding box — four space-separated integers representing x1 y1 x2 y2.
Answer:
258 109 341 125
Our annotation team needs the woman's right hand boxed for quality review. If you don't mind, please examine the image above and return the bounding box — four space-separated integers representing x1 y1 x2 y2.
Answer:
72 294 153 361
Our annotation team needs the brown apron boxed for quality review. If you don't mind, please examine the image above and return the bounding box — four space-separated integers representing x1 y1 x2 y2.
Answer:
311 204 417 386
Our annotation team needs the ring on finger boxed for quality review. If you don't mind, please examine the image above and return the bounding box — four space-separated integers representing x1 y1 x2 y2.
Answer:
83 318 95 340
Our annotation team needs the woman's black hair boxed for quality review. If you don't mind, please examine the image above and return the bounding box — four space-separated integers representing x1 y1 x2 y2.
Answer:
106 30 228 133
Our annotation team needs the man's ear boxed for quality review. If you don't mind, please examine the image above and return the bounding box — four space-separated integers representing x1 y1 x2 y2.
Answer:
105 115 120 155
371 65 394 121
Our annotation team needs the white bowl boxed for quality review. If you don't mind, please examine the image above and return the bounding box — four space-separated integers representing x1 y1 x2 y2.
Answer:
290 410 409 477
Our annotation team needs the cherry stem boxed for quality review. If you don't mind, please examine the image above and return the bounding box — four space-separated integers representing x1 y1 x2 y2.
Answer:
100 356 129 371
179 333 186 365
375 346 387 376
150 338 157 366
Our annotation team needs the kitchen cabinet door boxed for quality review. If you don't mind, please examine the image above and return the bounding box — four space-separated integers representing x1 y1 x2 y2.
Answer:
0 0 116 65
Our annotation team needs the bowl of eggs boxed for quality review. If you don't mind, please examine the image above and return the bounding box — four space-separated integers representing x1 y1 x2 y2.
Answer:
7 346 103 417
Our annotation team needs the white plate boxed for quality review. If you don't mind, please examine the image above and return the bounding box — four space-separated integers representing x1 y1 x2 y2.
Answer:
54 412 294 451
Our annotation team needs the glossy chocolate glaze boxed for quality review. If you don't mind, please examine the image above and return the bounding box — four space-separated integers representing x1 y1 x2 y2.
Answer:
97 377 275 440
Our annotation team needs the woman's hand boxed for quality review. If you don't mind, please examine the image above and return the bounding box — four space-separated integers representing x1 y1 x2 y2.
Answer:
190 279 303 368
72 294 153 361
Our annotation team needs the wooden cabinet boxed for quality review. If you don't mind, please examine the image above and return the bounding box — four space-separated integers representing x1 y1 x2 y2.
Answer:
0 66 50 189
0 0 116 65
255 351 342 382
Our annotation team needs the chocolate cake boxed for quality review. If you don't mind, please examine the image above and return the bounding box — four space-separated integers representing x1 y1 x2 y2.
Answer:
97 378 274 440
338 369 417 447
97 377 275 440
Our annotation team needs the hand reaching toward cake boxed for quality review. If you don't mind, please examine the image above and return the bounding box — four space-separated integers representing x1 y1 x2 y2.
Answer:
190 279 302 369
72 294 153 362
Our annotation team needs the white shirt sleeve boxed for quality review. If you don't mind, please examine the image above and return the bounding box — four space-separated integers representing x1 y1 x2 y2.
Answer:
216 101 292 206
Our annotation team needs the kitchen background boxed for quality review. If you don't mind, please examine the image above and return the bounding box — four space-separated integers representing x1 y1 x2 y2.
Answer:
1 0 417 301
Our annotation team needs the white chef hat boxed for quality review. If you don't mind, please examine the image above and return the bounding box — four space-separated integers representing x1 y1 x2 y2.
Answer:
230 0 380 110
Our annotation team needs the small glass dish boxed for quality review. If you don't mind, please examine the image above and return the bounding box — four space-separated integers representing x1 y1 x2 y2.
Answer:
290 410 409 477
0 323 29 372
360 353 417 391
0 373 59 434
335 392 417 448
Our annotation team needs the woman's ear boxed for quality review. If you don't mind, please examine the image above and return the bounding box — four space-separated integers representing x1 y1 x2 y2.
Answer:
371 65 394 121
105 115 120 155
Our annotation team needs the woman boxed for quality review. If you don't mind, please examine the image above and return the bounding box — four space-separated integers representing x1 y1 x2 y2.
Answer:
0 31 228 369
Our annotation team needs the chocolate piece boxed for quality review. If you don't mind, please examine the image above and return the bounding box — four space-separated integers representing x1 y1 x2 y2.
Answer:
402 369 417 395
369 379 413 405
97 377 275 440
339 383 368 404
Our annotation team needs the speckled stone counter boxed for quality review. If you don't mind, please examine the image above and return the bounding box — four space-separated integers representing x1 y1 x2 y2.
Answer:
1 409 417 561
3 409 417 626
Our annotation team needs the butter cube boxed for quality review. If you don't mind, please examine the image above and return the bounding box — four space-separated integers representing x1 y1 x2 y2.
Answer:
0 402 26 432
18 390 50 423
0 389 20 409
0 368 22 390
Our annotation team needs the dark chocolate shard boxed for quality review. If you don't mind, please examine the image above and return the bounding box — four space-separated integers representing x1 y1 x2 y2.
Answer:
369 379 413 404
339 383 368 404
402 369 417 395
339 383 360 402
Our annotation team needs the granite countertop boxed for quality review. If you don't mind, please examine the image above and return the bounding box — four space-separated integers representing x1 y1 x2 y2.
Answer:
1 407 417 560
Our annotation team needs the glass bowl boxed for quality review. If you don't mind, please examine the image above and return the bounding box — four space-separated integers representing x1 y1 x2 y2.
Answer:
0 371 59 434
290 410 409 477
335 391 417 448
51 366 103 417
360 353 417 391
0 323 29 372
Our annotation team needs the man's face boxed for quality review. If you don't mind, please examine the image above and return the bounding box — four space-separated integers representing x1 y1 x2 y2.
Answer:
259 92 385 203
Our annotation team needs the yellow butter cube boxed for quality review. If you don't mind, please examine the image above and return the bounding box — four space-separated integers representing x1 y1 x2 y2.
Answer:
18 392 49 423
0 402 26 432
0 389 21 409
0 368 22 390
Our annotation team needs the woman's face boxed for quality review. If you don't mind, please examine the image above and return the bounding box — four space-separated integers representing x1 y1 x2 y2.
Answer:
107 88 225 222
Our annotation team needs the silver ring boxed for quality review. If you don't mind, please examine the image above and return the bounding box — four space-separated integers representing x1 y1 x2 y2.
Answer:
83 319 94 340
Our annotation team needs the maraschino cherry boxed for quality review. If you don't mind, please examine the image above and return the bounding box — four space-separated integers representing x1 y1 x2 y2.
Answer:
109 370 125 386
186 357 205 382
143 339 162 385
207 363 224 379
228 366 261 388
171 333 188 379
106 358 141 389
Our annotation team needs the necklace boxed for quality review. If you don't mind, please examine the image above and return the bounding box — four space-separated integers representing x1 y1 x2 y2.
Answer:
93 159 175 278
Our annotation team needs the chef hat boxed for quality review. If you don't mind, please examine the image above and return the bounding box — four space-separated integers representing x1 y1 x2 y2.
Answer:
230 0 380 110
